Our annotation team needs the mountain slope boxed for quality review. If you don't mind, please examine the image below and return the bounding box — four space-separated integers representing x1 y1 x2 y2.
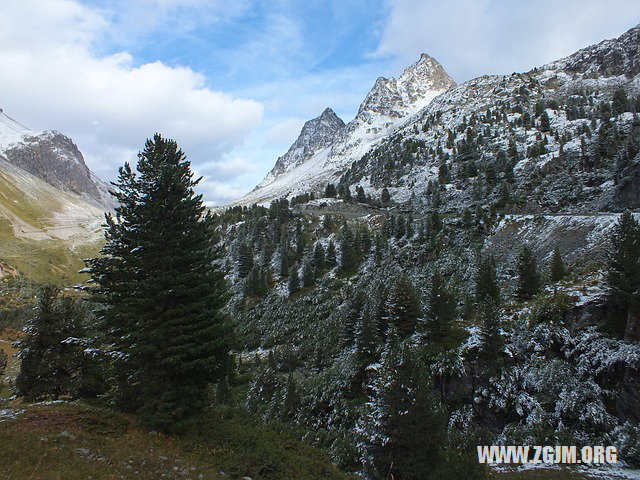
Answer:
0 110 111 283
0 155 104 283
208 23 640 476
337 23 640 212
234 54 456 205
260 108 346 185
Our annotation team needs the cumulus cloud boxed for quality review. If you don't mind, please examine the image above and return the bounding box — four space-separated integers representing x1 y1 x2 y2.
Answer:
0 0 263 204
375 0 640 81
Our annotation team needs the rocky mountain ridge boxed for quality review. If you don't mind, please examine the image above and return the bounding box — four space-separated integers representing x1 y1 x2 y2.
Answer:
234 54 456 206
336 23 640 213
260 108 346 185
0 109 114 209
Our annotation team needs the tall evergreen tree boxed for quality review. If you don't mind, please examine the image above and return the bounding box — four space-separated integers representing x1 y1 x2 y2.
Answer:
516 245 541 301
288 264 300 296
475 255 500 306
302 256 315 288
355 301 380 363
341 288 366 348
325 183 337 198
549 247 566 282
477 299 504 369
278 239 291 278
381 188 391 205
86 134 233 432
16 287 90 401
340 224 358 273
607 211 640 338
313 242 325 272
388 274 421 337
325 240 337 268
612 88 629 116
359 342 460 480
356 186 367 203
237 241 253 278
426 270 457 348
540 111 551 132
374 233 386 264
0 349 6 388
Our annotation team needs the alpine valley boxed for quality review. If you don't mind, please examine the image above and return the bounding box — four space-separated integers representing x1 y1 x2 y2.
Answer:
2 22 640 480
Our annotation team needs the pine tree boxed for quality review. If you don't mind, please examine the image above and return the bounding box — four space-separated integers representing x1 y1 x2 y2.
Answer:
540 111 551 132
16 287 89 401
312 242 325 272
340 224 358 273
612 88 629 116
374 233 385 264
281 374 300 421
477 299 504 369
475 255 500 306
431 209 443 232
381 188 391 205
288 264 300 295
325 240 337 268
359 342 452 480
341 288 365 348
0 349 6 389
406 213 414 238
395 216 406 238
302 256 315 288
607 211 640 338
388 274 421 337
426 270 457 348
325 183 337 198
295 222 306 257
355 301 380 363
279 239 291 278
237 241 253 278
359 226 372 258
549 247 566 282
516 245 541 301
86 134 233 432
356 186 367 203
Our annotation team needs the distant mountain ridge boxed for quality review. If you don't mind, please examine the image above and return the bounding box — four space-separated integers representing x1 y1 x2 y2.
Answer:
234 25 640 209
261 108 346 185
234 54 456 205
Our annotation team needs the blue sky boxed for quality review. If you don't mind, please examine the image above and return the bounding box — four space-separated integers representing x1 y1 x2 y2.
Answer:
1 0 640 204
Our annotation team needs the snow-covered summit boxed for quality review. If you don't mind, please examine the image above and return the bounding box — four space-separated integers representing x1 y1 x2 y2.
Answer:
356 54 455 123
260 107 346 186
0 108 114 209
234 54 455 206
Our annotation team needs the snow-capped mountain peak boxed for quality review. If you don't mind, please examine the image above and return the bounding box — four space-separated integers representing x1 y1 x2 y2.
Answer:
356 54 456 124
0 108 114 209
259 107 346 186
235 54 455 205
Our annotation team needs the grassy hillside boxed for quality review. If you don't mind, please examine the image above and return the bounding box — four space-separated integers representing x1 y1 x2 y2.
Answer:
0 402 348 480
0 159 104 284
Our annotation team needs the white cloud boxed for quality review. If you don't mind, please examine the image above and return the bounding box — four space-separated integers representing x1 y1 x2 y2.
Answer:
0 0 263 204
375 0 640 82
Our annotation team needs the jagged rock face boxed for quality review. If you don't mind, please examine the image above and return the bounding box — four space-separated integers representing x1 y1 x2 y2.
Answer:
236 54 455 205
548 24 640 77
0 110 114 209
356 54 456 123
4 131 99 198
261 108 346 184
